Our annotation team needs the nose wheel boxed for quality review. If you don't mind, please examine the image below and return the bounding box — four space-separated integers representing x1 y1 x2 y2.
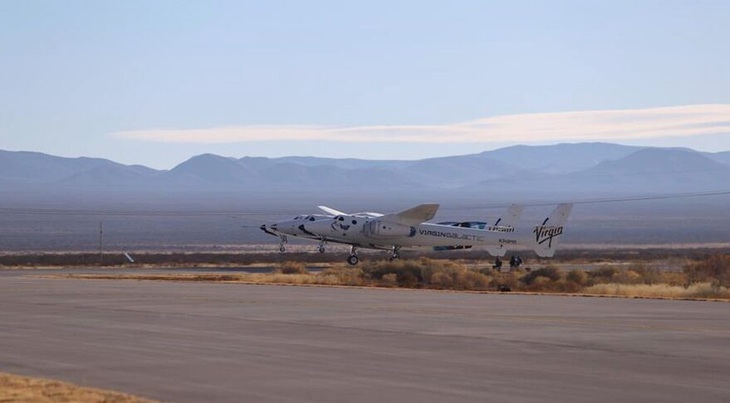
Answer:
278 235 288 253
318 240 326 253
347 246 359 265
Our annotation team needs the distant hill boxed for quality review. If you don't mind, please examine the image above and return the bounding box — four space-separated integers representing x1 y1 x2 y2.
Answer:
472 147 730 195
707 151 730 165
0 150 158 187
566 148 730 192
1 144 729 197
3 144 730 250
479 143 641 174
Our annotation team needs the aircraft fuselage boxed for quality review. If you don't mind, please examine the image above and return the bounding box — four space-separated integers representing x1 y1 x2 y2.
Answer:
302 216 523 250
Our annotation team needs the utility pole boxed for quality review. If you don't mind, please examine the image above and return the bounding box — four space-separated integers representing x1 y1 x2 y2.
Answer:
99 221 104 265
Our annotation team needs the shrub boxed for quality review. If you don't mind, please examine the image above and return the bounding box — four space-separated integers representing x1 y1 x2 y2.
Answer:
362 259 426 287
590 266 618 282
613 269 642 284
555 279 582 293
423 262 464 288
566 270 588 286
629 263 661 284
479 267 497 276
276 261 309 274
360 258 492 290
521 266 562 286
380 273 398 287
319 266 364 286
457 270 491 290
429 270 457 289
427 267 490 290
526 276 553 291
683 255 730 287
661 271 687 287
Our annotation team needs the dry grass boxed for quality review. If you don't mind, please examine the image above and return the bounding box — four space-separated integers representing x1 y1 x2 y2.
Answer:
273 261 309 274
53 255 730 301
584 283 730 300
65 271 358 287
62 272 730 300
0 372 157 402
683 254 730 287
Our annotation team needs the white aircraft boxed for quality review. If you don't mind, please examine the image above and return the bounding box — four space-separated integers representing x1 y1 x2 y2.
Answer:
259 203 572 265
259 204 522 257
259 204 522 256
293 203 572 265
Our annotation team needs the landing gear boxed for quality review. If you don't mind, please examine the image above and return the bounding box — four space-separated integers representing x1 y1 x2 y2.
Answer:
318 240 326 254
347 246 359 266
278 235 288 253
389 246 401 261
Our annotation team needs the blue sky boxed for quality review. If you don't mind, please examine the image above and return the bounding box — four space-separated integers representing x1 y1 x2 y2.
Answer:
2 0 729 169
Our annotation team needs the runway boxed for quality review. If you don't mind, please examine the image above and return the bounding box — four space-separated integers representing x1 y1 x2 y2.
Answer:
0 268 728 402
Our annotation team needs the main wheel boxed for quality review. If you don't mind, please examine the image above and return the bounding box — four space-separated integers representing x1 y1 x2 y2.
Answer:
347 255 359 266
279 245 286 253
319 245 325 253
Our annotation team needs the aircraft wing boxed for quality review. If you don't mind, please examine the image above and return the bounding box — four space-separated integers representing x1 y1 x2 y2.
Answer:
381 203 439 226
317 205 346 216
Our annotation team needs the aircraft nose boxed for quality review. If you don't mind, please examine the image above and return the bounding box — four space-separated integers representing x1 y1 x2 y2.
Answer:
260 224 278 236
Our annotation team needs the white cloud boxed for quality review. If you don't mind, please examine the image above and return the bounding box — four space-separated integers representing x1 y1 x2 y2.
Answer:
111 104 730 145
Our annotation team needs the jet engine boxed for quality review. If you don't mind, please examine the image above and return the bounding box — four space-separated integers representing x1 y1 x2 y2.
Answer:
362 220 416 239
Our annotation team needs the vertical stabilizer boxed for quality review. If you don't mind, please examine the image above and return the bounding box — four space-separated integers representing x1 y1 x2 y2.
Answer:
485 204 523 256
532 203 573 257
490 204 523 229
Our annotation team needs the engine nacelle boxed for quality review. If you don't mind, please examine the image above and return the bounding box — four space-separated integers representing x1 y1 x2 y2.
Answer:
362 220 416 239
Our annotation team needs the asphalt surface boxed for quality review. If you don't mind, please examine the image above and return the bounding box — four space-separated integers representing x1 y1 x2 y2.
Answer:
1 268 729 403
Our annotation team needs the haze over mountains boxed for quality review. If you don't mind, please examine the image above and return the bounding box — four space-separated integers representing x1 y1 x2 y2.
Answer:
2 143 730 250
2 143 729 197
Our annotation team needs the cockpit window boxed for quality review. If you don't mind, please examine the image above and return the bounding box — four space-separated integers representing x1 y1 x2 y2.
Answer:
309 216 315 221
338 216 345 221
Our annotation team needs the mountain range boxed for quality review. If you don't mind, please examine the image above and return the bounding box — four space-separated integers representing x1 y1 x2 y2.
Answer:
2 143 729 198
2 143 730 249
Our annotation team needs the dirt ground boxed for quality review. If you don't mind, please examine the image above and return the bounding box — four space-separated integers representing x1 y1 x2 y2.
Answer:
0 372 156 403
